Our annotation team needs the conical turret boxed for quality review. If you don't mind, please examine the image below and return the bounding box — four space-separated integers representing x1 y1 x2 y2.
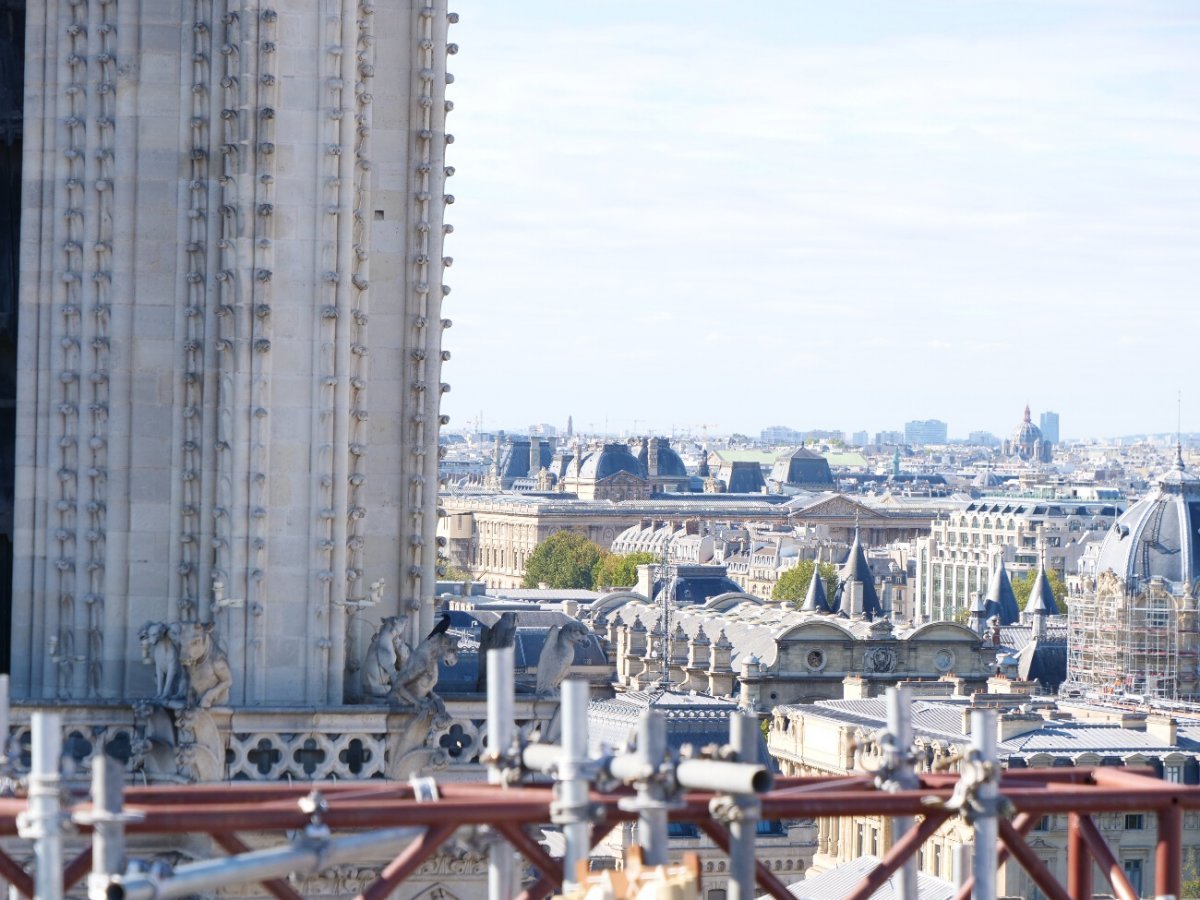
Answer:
1028 560 1059 617
835 528 882 619
800 565 831 614
985 558 1021 625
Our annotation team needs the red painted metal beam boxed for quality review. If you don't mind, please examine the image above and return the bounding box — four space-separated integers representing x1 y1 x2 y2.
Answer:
845 811 952 900
998 817 1070 900
210 832 306 900
356 822 456 900
1067 812 1093 900
514 816 618 900
63 846 92 890
495 822 564 889
1156 804 1183 900
0 847 33 898
696 819 793 900
1075 814 1139 900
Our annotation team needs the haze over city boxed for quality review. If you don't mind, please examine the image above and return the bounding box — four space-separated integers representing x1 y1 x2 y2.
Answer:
444 0 1200 440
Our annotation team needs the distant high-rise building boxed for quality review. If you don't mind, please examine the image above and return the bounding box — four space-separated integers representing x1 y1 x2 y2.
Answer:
875 430 905 446
968 431 1000 447
1040 411 1060 444
761 425 803 445
852 431 870 447
904 419 949 445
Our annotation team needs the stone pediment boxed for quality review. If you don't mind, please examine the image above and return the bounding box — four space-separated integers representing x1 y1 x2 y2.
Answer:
600 471 648 487
794 495 879 520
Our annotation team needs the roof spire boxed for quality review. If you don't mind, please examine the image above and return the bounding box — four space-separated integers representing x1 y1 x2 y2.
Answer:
1024 403 1032 424
1177 390 1185 472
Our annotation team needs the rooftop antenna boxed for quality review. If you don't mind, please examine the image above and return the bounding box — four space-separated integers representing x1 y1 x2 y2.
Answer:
1178 391 1185 470
658 526 674 690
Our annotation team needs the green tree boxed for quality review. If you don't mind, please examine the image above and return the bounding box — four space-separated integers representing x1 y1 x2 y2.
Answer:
441 564 473 583
1012 567 1068 614
592 551 657 589
773 560 839 606
522 531 606 589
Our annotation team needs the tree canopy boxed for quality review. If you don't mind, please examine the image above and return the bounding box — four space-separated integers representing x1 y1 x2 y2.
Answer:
522 531 606 590
1012 567 1068 614
773 560 840 606
593 551 657 589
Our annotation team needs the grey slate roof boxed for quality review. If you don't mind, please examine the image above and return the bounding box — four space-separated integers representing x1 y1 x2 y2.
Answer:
778 697 1200 760
985 559 1020 625
1028 564 1059 616
835 532 883 618
800 567 831 614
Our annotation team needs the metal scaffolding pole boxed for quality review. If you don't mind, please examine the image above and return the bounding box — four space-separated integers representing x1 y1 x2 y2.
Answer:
25 713 64 900
727 712 760 900
971 709 998 900
86 755 126 900
111 827 424 899
886 686 918 900
559 679 591 892
624 710 669 866
486 646 516 900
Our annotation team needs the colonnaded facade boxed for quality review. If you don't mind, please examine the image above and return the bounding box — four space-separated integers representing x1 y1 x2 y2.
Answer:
11 0 455 705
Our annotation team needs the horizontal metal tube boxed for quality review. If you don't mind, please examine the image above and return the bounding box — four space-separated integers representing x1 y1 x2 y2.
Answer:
521 743 561 775
675 759 772 795
606 755 654 784
111 827 422 900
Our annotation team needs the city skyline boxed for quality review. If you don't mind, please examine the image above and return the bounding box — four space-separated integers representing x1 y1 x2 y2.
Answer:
442 0 1199 440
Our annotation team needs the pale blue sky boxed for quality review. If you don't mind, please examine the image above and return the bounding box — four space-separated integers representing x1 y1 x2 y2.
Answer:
441 1 1199 441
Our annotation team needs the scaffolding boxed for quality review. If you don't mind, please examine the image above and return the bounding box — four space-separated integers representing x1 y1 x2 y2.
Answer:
1067 579 1181 701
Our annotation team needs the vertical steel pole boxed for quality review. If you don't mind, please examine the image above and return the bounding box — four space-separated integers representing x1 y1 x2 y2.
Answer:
971 709 997 900
1155 805 1182 900
727 712 759 900
87 754 125 900
887 686 918 900
560 678 591 891
637 710 669 867
486 647 515 900
0 675 8 760
29 712 64 900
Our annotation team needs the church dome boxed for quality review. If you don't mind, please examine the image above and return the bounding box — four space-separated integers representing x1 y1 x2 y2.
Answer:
1013 405 1042 449
1093 449 1200 589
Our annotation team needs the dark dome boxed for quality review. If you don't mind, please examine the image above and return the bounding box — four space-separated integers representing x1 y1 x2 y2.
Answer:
1094 451 1200 588
654 444 688 477
578 443 645 481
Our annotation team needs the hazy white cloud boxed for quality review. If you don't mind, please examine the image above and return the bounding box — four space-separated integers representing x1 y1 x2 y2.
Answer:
442 1 1200 439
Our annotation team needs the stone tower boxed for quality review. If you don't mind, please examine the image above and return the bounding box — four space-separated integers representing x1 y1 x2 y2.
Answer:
10 1 456 705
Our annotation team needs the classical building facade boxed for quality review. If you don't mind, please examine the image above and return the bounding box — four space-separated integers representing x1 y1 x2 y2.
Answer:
438 492 791 589
913 496 1119 622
